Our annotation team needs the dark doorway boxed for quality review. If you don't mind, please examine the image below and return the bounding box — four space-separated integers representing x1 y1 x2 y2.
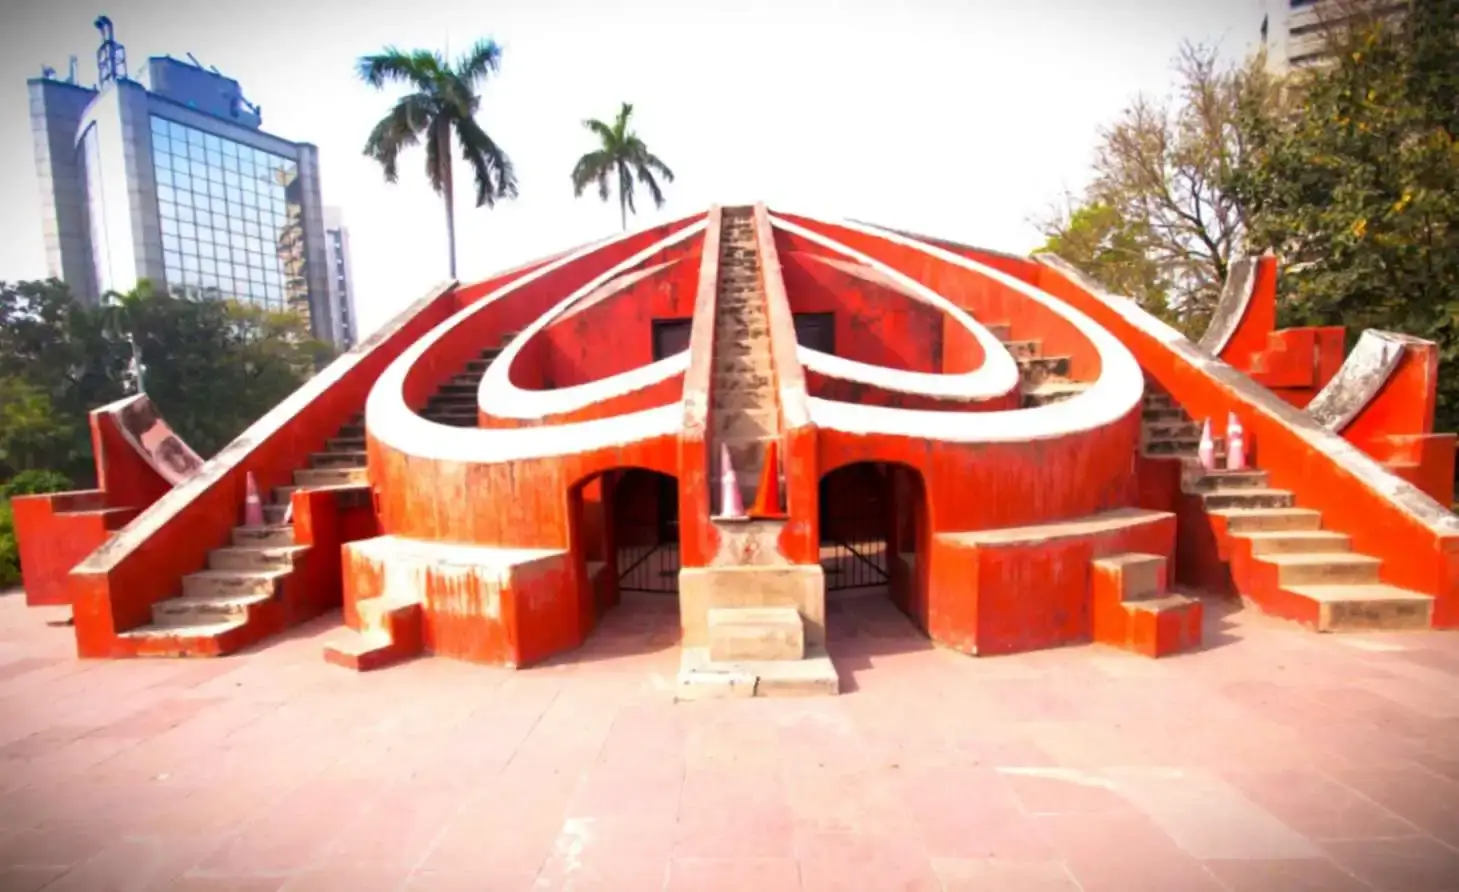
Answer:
614 469 681 594
818 463 890 591
652 319 693 361
794 313 835 354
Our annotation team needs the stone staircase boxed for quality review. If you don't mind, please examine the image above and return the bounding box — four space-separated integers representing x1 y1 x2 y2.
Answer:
1140 389 1434 631
419 332 517 427
989 324 1090 407
1091 552 1203 657
677 207 836 700
120 412 371 655
710 209 779 515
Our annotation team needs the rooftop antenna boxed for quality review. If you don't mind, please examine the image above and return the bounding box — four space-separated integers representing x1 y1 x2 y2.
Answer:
94 16 127 86
67 56 78 84
186 52 204 68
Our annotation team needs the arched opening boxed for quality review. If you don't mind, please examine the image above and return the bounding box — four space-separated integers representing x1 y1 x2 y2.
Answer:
611 468 681 595
567 467 681 656
818 462 928 632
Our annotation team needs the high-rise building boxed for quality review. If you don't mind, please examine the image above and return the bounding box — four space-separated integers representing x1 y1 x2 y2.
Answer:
1261 0 1410 71
322 207 359 349
27 17 336 343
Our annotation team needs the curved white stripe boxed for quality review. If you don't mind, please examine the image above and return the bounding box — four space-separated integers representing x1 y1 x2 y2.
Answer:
367 219 700 464
479 223 704 421
771 217 1020 401
780 214 1145 443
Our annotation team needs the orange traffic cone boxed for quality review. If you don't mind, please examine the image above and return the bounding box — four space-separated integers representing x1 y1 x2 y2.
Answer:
717 443 745 518
748 439 785 518
244 471 264 527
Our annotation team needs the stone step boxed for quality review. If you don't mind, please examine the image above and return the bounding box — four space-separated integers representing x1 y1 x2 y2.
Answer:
1261 552 1382 586
207 545 309 572
337 423 365 439
1186 469 1270 492
676 645 839 700
708 606 804 662
328 436 366 451
438 383 476 397
1021 383 1088 407
120 619 247 651
232 524 296 547
1142 407 1187 423
263 504 288 525
1202 488 1294 511
1214 507 1323 532
713 392 775 413
715 408 778 440
1124 592 1202 614
1145 420 1200 439
1236 529 1351 554
310 450 367 469
1284 583 1434 631
1002 339 1042 360
295 466 369 487
1017 356 1071 385
465 359 492 373
496 333 518 348
151 591 270 626
451 373 485 387
182 568 288 599
1144 436 1225 456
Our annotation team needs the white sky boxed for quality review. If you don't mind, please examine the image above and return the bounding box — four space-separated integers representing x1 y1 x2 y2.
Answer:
0 0 1264 340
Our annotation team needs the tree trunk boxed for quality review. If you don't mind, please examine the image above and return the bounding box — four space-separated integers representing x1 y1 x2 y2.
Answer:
440 123 458 280
620 191 627 232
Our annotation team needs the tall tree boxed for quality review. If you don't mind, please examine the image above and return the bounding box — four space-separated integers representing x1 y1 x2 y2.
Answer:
1228 0 1459 427
1039 44 1282 335
571 102 675 231
357 40 518 279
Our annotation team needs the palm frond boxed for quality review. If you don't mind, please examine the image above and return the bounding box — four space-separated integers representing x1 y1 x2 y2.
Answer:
571 151 612 198
454 39 503 83
639 150 675 183
357 48 441 91
363 93 432 182
614 102 634 138
618 161 637 216
455 114 517 206
583 118 617 147
635 164 667 209
423 120 447 195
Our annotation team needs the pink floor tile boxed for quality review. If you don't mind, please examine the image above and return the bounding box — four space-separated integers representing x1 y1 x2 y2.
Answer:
665 856 802 891
2 594 1459 891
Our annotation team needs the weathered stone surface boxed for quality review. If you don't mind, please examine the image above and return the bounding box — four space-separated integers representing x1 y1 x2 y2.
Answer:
707 606 804 661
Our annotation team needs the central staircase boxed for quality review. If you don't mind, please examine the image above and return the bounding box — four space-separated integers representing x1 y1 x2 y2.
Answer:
677 207 837 699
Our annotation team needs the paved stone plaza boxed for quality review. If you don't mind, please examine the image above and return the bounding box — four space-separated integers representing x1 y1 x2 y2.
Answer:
2 589 1458 891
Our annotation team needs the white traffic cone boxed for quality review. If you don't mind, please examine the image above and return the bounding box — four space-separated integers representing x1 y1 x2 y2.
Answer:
1226 411 1246 471
718 443 745 518
1197 419 1216 471
244 471 265 526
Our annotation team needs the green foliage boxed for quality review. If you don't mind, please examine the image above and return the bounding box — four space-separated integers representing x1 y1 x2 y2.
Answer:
0 279 329 477
1037 202 1174 322
0 469 72 589
571 102 675 231
358 39 517 278
1037 44 1279 336
1228 0 1459 429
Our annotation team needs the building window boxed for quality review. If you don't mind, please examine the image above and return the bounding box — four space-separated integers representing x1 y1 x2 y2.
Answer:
149 114 305 315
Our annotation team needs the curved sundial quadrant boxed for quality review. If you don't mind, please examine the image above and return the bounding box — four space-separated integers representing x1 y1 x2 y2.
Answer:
30 203 1451 689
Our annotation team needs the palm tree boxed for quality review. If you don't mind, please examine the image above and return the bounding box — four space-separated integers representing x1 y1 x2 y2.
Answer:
357 40 518 280
571 103 675 231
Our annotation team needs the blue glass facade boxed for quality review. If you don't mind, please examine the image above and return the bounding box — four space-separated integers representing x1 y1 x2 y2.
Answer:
150 114 300 311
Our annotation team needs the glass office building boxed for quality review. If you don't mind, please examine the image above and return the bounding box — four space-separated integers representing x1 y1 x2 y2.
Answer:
28 19 336 342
